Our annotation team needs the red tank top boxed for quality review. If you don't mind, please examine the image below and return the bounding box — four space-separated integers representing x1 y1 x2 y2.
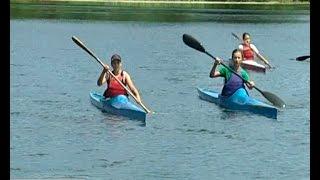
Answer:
104 71 128 98
242 44 254 60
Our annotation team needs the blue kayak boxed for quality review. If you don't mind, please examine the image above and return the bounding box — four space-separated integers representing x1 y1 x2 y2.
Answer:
90 92 147 121
197 88 277 119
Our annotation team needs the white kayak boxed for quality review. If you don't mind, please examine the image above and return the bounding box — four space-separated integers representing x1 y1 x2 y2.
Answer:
241 60 266 73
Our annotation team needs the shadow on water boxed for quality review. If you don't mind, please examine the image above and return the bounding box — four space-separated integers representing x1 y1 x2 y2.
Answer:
11 4 309 23
218 108 276 121
100 114 146 127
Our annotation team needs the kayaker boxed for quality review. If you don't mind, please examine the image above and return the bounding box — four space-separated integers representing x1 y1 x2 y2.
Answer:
209 49 255 97
238 32 272 68
97 54 143 104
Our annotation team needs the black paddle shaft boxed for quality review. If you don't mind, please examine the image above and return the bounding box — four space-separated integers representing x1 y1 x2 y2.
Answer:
204 51 268 95
182 33 285 108
205 50 256 87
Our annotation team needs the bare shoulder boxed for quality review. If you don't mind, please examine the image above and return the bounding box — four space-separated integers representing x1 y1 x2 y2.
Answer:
250 43 258 49
123 71 130 78
122 71 132 82
250 44 259 52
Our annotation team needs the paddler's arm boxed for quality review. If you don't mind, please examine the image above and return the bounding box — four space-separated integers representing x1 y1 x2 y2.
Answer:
251 44 272 68
125 72 142 104
256 53 272 68
245 81 255 90
242 70 255 90
209 57 222 78
97 64 110 86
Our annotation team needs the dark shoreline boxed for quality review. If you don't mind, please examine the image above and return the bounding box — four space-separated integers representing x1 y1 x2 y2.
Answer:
11 0 310 10
10 0 310 22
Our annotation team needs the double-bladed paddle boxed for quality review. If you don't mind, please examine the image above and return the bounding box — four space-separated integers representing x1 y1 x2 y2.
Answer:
71 36 152 113
296 55 310 61
182 34 285 108
231 32 273 69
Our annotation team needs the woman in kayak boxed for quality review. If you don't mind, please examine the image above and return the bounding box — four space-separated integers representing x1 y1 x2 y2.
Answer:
209 49 255 97
97 54 143 104
238 32 271 68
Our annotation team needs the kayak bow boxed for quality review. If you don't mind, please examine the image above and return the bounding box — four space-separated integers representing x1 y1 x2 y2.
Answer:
197 87 277 119
90 92 147 121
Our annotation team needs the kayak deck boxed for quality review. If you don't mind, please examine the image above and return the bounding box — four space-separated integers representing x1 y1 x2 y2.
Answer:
241 60 266 73
90 92 147 121
197 88 277 119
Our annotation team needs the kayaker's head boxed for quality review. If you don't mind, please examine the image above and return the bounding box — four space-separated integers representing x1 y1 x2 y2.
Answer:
231 49 243 70
110 54 122 72
242 32 251 45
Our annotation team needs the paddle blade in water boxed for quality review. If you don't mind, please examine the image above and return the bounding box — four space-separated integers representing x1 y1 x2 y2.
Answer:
182 34 206 53
261 91 286 108
296 55 310 61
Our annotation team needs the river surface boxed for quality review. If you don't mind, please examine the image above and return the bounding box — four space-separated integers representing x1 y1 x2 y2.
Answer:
10 7 309 179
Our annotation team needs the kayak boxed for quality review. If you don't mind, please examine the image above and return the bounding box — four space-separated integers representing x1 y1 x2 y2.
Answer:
241 60 266 73
90 92 147 121
197 87 277 119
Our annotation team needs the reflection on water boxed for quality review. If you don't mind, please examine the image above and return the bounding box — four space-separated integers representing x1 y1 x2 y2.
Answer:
11 4 309 23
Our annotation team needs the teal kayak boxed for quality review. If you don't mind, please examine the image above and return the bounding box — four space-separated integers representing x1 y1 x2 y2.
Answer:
90 92 147 121
197 87 277 119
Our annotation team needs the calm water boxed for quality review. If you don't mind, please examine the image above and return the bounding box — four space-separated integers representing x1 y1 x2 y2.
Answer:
11 8 309 179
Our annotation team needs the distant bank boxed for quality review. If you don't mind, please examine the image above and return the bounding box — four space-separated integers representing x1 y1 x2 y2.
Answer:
11 0 310 10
